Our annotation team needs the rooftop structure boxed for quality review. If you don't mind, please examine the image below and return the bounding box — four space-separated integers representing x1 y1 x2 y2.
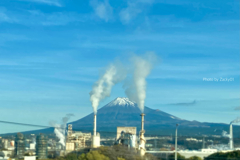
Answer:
15 133 25 159
36 134 48 159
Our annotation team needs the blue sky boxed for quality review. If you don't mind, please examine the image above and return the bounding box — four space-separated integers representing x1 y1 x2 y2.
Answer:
0 0 239 134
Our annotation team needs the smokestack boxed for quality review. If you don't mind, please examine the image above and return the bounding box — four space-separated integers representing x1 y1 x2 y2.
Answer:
230 123 233 149
94 114 97 136
139 113 146 156
92 114 100 148
141 113 145 131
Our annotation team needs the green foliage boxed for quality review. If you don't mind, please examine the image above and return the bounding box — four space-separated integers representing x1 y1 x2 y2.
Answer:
64 153 78 160
86 150 109 160
53 146 158 160
97 145 140 160
144 153 158 160
78 153 87 160
205 150 240 160
187 156 202 160
168 153 186 160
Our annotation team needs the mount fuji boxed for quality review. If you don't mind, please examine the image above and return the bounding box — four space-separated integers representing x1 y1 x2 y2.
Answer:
69 97 230 136
3 97 234 136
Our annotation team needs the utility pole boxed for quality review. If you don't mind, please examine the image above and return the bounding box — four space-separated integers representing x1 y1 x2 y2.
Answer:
175 124 179 160
154 139 157 150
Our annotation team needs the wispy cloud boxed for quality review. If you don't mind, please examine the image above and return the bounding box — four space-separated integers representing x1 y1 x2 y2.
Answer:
169 100 196 106
0 9 86 26
234 106 240 110
119 0 154 24
0 34 30 46
0 8 14 23
90 0 113 22
19 0 62 7
0 12 10 23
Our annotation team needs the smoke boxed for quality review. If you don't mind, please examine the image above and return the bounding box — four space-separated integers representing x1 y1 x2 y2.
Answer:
50 114 74 147
222 130 230 138
90 63 126 114
89 53 158 114
230 117 240 124
124 53 158 113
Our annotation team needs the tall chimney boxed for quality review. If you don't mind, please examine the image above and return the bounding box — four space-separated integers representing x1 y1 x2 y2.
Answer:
92 114 100 148
94 114 97 136
141 113 145 131
139 113 146 156
230 123 233 149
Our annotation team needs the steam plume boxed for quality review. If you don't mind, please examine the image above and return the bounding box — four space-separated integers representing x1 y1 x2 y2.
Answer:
124 53 158 113
222 130 230 138
230 117 240 124
90 63 126 114
50 114 74 147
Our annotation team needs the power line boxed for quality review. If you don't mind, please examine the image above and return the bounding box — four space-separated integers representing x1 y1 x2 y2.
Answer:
0 120 63 129
1 120 240 139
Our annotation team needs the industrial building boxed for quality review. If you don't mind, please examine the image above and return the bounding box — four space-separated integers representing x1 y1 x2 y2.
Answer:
115 127 137 148
36 134 48 159
66 124 91 151
15 133 25 158
114 114 147 157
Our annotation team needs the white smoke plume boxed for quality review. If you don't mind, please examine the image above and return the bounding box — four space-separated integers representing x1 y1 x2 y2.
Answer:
222 130 230 138
50 114 74 147
230 117 240 124
124 53 158 113
90 63 126 114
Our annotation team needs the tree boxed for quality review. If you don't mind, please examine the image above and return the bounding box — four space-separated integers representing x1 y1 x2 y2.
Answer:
168 153 186 160
86 150 109 160
64 152 78 160
205 150 240 160
78 153 87 160
187 156 202 160
70 146 158 160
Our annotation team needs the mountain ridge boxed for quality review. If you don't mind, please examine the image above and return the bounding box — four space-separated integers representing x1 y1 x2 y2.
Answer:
1 97 236 136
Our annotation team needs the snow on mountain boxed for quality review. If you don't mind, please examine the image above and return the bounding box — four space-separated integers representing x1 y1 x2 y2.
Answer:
104 97 137 108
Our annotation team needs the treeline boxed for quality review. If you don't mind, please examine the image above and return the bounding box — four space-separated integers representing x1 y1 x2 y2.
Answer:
204 150 240 160
55 146 157 160
43 147 240 160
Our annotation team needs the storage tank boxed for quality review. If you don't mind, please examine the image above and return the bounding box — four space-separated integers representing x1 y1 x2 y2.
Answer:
36 134 48 159
15 133 25 158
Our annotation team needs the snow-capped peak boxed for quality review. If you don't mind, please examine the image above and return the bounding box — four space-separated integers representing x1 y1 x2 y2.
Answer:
105 97 136 107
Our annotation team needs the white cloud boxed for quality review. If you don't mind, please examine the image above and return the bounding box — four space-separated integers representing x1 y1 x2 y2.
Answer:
119 2 141 24
119 0 154 24
90 0 113 22
0 9 86 26
0 8 15 23
19 0 62 7
0 12 10 23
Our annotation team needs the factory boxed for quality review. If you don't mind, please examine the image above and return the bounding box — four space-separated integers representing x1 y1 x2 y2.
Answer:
36 134 48 159
114 114 147 156
66 124 91 151
15 133 25 159
115 127 137 148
